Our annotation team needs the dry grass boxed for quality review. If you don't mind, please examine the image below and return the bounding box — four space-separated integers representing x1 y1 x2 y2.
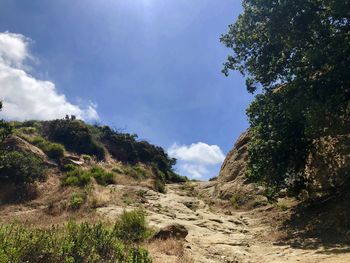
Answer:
146 238 193 263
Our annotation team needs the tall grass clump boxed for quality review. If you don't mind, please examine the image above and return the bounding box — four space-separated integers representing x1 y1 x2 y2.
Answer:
114 209 152 243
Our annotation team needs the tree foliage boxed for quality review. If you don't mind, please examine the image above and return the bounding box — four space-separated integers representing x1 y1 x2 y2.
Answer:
42 119 105 160
221 0 350 194
0 151 46 186
0 102 12 143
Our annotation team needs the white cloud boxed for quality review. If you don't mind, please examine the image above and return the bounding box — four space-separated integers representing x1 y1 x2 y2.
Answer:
168 142 225 179
0 31 98 121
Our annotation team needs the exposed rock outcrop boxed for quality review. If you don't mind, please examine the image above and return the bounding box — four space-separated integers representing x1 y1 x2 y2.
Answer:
198 130 266 207
3 135 47 160
3 135 57 167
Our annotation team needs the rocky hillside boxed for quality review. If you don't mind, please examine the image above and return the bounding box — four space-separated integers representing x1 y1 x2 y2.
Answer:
198 130 267 209
199 128 350 246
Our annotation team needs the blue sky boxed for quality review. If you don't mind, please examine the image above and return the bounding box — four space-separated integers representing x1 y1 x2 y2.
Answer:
0 0 252 179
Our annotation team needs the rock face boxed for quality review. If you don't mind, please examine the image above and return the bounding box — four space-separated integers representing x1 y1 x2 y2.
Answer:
210 129 350 202
305 134 350 196
218 130 250 183
214 130 261 200
3 135 47 160
198 130 266 207
153 223 188 240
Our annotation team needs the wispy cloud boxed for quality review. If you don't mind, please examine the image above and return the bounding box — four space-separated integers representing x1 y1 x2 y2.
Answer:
168 142 225 179
0 31 98 121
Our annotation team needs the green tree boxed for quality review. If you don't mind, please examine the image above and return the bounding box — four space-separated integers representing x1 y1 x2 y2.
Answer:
221 0 350 195
0 102 12 143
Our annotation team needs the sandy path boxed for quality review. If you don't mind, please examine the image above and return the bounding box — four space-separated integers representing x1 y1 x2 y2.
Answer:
97 183 350 263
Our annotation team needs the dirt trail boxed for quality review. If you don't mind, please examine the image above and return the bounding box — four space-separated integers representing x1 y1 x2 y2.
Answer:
98 183 350 263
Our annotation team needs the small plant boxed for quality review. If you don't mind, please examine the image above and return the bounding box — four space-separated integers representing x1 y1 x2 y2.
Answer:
29 135 65 161
46 201 54 213
154 178 166 193
137 189 147 198
230 194 247 209
114 209 151 243
90 166 115 186
61 166 115 187
81 154 93 163
61 163 77 172
112 166 124 174
69 192 86 210
124 165 148 180
61 168 91 187
44 143 65 160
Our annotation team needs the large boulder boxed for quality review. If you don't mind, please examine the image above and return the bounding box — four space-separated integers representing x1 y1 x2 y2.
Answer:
3 135 47 160
197 130 266 207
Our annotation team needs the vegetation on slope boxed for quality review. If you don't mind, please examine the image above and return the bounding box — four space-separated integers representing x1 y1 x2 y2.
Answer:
221 0 350 198
0 210 152 263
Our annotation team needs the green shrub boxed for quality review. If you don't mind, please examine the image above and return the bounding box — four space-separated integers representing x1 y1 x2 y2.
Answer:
0 120 13 143
43 119 105 160
82 154 93 163
0 150 46 186
61 166 115 187
17 126 36 135
124 165 148 180
154 178 166 194
43 143 65 160
30 136 65 161
168 172 188 183
0 221 152 263
90 166 115 186
69 192 86 210
61 164 77 172
61 168 91 187
114 209 151 243
100 126 176 176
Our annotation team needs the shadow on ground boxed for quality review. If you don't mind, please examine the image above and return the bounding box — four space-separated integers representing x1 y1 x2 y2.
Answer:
276 188 350 251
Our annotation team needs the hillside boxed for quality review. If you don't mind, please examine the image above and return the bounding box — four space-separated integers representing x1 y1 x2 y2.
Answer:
0 118 193 262
1 118 350 262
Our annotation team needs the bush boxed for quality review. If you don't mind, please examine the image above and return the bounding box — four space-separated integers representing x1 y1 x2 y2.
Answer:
61 164 77 172
100 126 176 176
42 119 105 160
0 120 12 143
30 136 65 161
154 178 166 194
168 172 188 183
17 126 36 135
90 166 115 186
61 168 91 187
0 150 46 186
69 192 86 210
44 143 65 160
114 209 151 243
61 166 115 187
124 165 148 180
0 221 152 263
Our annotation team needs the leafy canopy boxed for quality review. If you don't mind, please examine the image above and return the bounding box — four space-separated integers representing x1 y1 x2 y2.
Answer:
221 0 350 195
